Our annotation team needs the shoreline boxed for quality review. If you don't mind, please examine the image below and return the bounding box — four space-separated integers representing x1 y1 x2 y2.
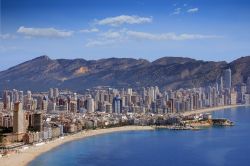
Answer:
181 104 247 116
1 126 154 166
1 104 248 166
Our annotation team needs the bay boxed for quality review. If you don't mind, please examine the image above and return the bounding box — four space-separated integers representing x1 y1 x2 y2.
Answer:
29 106 250 166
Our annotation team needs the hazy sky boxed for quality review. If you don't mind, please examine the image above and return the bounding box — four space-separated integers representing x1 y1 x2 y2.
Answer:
1 0 250 70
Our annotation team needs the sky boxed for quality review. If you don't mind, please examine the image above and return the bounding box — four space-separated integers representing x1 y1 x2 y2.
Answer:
1 0 250 70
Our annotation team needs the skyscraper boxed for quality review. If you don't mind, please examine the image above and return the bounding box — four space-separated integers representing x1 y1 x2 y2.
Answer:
13 102 24 134
112 96 122 114
3 90 11 109
127 88 133 95
19 91 24 103
223 69 232 89
27 90 32 100
49 88 54 99
54 88 59 98
33 112 43 132
13 89 19 103
87 97 95 113
247 77 250 94
219 76 224 91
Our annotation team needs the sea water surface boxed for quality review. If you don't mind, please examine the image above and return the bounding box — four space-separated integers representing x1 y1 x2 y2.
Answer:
29 106 250 166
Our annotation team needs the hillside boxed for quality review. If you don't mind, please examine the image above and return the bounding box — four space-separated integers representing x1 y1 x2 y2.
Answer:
0 55 249 92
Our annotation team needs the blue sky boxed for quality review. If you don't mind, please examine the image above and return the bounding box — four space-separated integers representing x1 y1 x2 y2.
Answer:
1 0 250 70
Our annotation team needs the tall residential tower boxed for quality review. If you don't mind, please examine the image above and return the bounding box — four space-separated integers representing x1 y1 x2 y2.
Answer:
223 68 232 89
13 102 25 134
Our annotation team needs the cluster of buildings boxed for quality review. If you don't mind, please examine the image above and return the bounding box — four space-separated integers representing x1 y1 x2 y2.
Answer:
0 68 250 150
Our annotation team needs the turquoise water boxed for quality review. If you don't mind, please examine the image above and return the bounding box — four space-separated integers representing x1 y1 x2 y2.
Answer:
29 106 250 166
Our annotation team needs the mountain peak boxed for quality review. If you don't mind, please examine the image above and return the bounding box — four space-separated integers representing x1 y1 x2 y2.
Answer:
0 55 250 91
152 56 196 65
34 55 51 61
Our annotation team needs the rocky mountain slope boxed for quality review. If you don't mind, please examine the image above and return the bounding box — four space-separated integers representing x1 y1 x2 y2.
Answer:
0 55 249 92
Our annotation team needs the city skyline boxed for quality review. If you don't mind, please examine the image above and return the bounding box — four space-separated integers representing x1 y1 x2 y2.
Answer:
1 1 250 165
1 0 250 70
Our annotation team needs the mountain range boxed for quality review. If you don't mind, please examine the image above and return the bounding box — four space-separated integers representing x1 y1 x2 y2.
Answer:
0 55 250 92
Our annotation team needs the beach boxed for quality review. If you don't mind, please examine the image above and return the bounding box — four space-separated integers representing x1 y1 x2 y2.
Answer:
0 126 154 166
181 104 246 116
1 105 248 166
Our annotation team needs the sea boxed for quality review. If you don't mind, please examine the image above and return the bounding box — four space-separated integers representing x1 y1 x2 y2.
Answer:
29 106 250 166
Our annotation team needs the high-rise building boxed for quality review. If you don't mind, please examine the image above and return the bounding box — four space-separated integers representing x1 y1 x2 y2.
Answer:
230 90 237 105
247 77 250 94
105 102 112 113
33 112 43 132
112 96 122 114
13 102 25 134
215 82 219 92
69 101 77 113
167 99 175 113
73 93 77 101
5 95 11 110
223 69 232 89
13 89 19 103
244 94 250 105
54 88 59 98
27 90 32 100
87 97 95 113
0 101 3 111
42 96 48 111
220 76 224 91
49 88 54 99
207 86 213 107
127 88 133 95
3 90 11 109
19 91 24 103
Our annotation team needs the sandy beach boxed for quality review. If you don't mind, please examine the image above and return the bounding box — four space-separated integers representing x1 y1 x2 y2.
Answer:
0 126 154 166
1 105 248 166
182 104 247 116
